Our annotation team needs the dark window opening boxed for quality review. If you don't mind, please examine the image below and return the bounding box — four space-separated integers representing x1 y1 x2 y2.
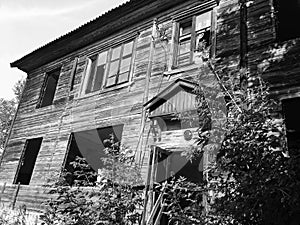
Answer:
282 97 300 151
63 125 124 186
152 112 199 132
14 137 43 185
38 68 60 108
276 0 300 41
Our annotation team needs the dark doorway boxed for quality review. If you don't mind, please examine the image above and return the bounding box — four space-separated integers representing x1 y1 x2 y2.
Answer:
14 137 43 185
282 97 300 150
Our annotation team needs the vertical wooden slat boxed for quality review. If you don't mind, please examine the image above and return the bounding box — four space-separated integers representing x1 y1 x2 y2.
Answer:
11 183 21 210
170 21 180 69
190 15 197 64
210 8 217 59
69 57 78 91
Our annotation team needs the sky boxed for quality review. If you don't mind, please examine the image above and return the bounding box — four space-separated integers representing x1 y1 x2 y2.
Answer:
0 0 128 100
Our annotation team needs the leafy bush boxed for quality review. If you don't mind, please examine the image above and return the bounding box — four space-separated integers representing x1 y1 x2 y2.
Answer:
41 136 143 225
0 205 38 225
203 80 300 225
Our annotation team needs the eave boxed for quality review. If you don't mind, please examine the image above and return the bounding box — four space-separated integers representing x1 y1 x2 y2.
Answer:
10 0 190 73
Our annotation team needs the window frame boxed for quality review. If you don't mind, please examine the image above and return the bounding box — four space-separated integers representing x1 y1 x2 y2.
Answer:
170 8 216 69
80 39 136 96
13 137 43 185
37 67 61 108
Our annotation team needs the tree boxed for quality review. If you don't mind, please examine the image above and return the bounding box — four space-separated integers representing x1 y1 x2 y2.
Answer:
0 78 25 152
0 98 16 150
201 75 300 225
13 79 26 104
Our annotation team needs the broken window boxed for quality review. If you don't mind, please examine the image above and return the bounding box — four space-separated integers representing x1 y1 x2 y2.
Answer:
14 137 43 185
174 10 213 67
82 40 135 94
38 68 60 108
282 97 300 150
275 0 300 41
63 125 124 185
85 51 108 94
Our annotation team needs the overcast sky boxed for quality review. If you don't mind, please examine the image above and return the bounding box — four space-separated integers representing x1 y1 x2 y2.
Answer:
0 0 128 100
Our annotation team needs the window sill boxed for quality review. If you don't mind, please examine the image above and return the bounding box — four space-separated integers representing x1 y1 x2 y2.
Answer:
164 64 199 76
75 81 132 100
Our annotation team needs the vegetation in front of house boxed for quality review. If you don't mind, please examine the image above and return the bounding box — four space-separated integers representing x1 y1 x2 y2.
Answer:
40 136 144 225
0 205 39 225
38 67 300 225
199 69 300 225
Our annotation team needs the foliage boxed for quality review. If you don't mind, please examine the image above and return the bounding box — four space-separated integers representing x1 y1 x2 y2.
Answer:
0 205 38 225
202 77 300 225
41 136 143 225
13 79 26 104
162 177 204 225
0 78 25 151
0 98 16 149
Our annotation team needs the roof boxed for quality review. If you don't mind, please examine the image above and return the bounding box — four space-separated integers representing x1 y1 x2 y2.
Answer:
10 0 191 73
144 79 197 112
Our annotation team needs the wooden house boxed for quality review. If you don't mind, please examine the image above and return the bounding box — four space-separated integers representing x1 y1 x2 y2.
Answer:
0 0 300 218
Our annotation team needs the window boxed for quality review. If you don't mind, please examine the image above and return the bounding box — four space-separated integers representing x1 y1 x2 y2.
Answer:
282 97 300 150
14 137 43 185
175 10 213 67
276 0 300 41
152 112 199 132
82 40 135 94
85 51 108 94
106 41 134 87
38 68 60 108
63 125 124 185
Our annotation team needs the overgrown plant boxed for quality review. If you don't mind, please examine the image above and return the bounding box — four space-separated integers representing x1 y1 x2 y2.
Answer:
0 205 38 225
201 73 300 225
41 135 143 225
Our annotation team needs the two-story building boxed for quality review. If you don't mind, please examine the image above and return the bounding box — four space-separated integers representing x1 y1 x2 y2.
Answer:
0 0 299 218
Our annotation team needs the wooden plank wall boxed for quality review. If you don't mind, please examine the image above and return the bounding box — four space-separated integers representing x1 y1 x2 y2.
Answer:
1 0 293 212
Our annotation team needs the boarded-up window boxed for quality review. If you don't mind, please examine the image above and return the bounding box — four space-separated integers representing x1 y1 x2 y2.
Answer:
14 137 43 185
38 68 60 108
63 125 124 185
276 0 300 41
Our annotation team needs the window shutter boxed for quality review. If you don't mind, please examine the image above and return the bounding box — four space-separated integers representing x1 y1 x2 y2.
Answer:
69 57 78 91
190 16 197 64
170 21 180 69
210 8 217 58
80 58 92 95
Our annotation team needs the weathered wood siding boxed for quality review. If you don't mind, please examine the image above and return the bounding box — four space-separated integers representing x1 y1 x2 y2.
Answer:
1 0 296 212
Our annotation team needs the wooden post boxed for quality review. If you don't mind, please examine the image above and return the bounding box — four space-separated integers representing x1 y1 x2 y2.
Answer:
0 182 6 203
12 182 21 210
136 18 157 165
141 146 154 225
148 146 157 224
